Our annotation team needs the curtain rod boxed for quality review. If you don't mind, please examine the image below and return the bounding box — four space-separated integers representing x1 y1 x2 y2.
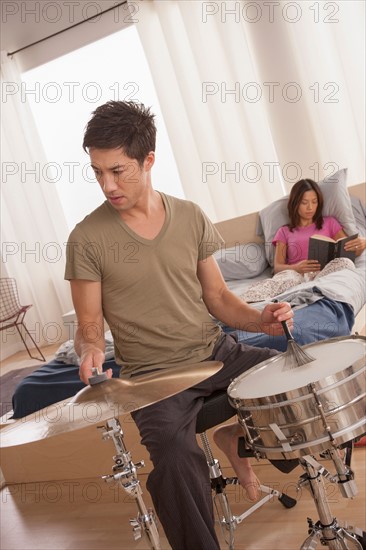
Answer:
7 1 128 57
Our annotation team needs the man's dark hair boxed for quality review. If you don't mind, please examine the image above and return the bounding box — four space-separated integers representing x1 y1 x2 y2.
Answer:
287 178 324 231
83 101 156 165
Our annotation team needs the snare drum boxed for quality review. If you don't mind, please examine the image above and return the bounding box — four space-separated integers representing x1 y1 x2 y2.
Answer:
228 335 366 460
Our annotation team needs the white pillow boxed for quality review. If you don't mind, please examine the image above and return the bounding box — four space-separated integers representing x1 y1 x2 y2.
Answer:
214 242 268 280
256 168 358 266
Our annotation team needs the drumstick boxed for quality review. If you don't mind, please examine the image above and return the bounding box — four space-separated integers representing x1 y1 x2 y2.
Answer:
281 319 315 368
273 300 315 368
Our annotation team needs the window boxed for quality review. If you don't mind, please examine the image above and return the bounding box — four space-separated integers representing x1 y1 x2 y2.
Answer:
22 24 184 230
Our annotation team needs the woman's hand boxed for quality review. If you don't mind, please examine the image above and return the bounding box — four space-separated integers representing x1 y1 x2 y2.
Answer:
293 259 321 274
343 236 366 257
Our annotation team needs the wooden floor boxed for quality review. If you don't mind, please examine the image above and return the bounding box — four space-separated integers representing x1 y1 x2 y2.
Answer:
0 344 60 376
0 449 365 550
1 346 365 550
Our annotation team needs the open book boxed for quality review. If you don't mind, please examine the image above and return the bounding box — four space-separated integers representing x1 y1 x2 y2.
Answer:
308 233 358 269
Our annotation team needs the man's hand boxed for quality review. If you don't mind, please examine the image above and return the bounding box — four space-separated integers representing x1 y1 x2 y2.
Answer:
260 301 294 336
79 345 112 385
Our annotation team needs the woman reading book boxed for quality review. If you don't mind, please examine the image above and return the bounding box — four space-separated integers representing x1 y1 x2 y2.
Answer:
272 178 365 277
241 178 365 303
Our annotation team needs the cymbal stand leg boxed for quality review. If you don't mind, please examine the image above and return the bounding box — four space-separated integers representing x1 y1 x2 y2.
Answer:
100 418 161 550
298 456 363 550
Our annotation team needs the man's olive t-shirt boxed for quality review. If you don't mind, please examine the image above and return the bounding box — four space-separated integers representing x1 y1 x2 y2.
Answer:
65 193 224 376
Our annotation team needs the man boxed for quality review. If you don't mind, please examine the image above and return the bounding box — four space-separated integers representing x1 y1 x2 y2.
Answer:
65 101 293 550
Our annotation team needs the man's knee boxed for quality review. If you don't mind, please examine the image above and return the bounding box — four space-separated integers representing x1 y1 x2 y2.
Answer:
146 426 196 466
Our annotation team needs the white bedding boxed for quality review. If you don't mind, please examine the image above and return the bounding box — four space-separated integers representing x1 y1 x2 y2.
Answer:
226 254 366 316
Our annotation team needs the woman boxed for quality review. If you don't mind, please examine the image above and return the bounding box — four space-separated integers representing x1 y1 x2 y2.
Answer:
273 178 365 276
240 178 365 303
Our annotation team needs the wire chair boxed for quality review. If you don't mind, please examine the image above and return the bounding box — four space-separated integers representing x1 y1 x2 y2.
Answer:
0 278 46 361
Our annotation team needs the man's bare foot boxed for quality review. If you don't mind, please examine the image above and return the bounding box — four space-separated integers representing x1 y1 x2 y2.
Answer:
213 423 260 502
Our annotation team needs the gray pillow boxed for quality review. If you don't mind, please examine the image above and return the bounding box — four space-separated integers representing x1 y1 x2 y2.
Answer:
351 195 366 270
214 242 268 280
256 168 358 266
351 195 366 236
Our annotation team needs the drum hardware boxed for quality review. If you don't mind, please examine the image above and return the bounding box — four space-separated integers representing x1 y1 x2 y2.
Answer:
89 368 109 385
236 410 262 461
269 423 293 453
227 336 366 549
228 336 366 459
290 432 305 444
197 395 297 550
0 361 224 549
86 363 223 550
100 417 161 549
4 338 364 548
309 382 335 444
97 383 298 550
298 455 364 550
199 431 237 549
324 448 358 499
199 430 297 550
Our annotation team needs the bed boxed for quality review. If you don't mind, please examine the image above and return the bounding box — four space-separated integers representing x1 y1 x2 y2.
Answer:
11 169 366 419
214 169 366 351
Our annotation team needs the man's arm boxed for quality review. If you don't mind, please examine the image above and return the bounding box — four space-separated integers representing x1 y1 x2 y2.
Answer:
70 279 112 384
197 255 293 335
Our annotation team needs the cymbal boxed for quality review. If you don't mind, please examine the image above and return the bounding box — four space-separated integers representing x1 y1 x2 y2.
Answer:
0 361 223 447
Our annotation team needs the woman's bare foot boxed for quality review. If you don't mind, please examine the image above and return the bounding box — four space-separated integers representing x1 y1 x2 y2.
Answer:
213 423 260 502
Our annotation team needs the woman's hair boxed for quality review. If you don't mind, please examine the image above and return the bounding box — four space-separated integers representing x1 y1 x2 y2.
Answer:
83 101 156 166
287 178 324 230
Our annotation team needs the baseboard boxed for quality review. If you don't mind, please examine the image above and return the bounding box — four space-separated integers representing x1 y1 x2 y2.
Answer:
0 342 23 362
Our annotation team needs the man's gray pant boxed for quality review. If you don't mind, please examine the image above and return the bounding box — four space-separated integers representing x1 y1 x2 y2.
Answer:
132 333 277 550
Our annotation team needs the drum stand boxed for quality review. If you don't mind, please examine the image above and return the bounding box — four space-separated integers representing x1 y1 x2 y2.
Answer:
199 431 296 550
98 415 296 550
99 418 161 550
96 415 364 550
298 448 364 550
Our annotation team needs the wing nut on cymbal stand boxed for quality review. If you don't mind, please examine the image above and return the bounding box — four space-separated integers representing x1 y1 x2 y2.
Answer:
88 367 109 385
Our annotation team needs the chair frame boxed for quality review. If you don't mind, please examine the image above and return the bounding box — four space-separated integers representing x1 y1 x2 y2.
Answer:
0 278 46 361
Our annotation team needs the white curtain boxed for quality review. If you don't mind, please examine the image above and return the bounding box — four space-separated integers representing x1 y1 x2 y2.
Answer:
1 52 73 358
134 0 365 221
1 0 364 358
